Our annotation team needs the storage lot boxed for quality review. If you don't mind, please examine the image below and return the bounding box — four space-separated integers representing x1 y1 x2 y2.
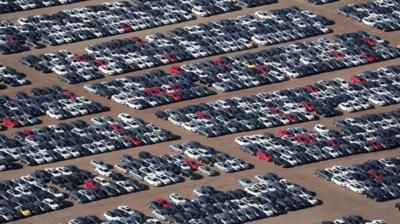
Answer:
0 0 399 223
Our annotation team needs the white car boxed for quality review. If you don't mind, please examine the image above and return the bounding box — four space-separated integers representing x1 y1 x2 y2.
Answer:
95 166 112 177
43 198 60 210
214 162 234 173
314 124 330 133
169 193 188 204
93 176 110 186
116 181 136 193
144 175 163 187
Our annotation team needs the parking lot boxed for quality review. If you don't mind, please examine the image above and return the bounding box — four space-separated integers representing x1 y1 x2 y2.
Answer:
0 0 399 223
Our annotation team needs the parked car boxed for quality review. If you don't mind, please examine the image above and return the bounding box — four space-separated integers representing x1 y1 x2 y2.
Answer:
317 156 400 202
0 63 30 88
0 0 85 14
9 113 179 166
236 109 400 167
320 215 386 224
84 70 216 110
1 0 279 54
19 6 336 84
338 0 400 32
149 172 320 222
159 65 400 137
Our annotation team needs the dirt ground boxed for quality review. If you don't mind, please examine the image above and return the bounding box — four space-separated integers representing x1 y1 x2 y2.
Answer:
0 0 399 223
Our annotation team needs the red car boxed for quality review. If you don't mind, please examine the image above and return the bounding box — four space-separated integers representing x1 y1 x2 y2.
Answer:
6 34 17 43
277 129 290 138
331 50 344 59
185 159 199 171
21 129 36 138
2 117 21 128
63 90 77 99
255 64 269 74
350 75 366 84
166 93 182 102
368 140 383 151
270 107 283 115
256 151 273 161
304 85 320 93
367 169 384 180
129 36 144 45
72 54 86 62
124 136 144 146
167 83 182 92
294 134 315 144
164 53 177 63
325 139 340 148
121 23 133 32
300 101 316 112
153 198 172 208
362 53 376 63
83 179 101 189
213 58 228 67
286 114 299 124
362 36 377 48
94 59 108 67
194 111 210 120
169 65 185 75
144 87 161 96
109 124 123 132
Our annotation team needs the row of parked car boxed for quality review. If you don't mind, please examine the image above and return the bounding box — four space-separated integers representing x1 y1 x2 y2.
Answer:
317 156 400 202
236 109 400 167
238 106 400 163
0 63 30 88
19 6 335 84
0 167 74 223
170 141 252 174
307 0 339 5
111 153 193 187
111 141 251 187
177 31 399 93
156 65 400 137
0 0 278 54
0 113 179 168
53 165 146 204
84 70 216 110
321 216 386 224
66 210 387 224
335 108 400 138
148 173 320 223
0 0 85 14
338 0 400 32
68 205 160 224
0 135 23 172
0 85 109 129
